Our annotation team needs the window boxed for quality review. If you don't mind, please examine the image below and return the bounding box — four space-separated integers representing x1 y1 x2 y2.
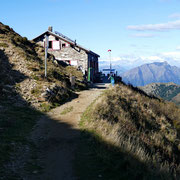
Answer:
62 43 66 48
49 41 52 49
53 41 60 50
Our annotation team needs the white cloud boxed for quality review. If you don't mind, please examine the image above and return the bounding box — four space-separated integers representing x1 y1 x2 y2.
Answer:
140 55 164 61
127 20 180 31
169 13 180 19
131 33 157 38
140 52 180 66
100 52 180 71
161 51 180 59
176 46 180 50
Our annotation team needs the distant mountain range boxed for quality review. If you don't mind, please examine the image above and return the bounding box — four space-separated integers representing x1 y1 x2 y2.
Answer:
121 61 180 86
139 82 180 106
99 59 180 75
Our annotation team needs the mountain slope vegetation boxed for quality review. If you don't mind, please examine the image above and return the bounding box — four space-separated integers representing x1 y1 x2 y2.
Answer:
139 82 180 106
78 82 180 180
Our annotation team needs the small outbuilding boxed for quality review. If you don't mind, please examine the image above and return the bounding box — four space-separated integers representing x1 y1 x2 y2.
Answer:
32 27 100 82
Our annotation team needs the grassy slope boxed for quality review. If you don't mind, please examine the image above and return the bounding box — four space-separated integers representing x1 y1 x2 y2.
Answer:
0 22 86 110
77 82 180 180
0 22 86 178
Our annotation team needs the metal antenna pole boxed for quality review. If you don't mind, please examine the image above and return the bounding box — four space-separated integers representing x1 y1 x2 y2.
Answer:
109 50 112 73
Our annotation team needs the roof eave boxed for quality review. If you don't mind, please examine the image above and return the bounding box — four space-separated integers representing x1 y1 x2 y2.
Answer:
32 31 100 57
32 31 49 41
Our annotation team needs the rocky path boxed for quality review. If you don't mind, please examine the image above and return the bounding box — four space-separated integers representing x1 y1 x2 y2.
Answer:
30 83 108 180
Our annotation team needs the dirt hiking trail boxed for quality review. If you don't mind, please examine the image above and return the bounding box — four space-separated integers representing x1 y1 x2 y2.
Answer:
30 83 109 180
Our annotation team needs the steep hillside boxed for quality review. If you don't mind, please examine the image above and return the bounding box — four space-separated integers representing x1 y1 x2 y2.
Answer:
78 83 180 179
139 82 180 106
0 22 86 178
0 22 85 110
121 61 180 86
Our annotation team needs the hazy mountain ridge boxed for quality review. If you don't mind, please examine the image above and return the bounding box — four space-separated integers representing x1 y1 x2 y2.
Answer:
121 61 180 86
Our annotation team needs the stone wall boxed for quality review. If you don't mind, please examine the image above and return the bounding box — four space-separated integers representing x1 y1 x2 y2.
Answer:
50 45 88 74
36 34 88 74
35 33 99 80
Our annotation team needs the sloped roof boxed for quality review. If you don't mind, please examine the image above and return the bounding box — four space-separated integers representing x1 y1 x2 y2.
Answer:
32 30 100 57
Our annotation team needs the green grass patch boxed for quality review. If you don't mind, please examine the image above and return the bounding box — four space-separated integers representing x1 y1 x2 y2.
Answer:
31 86 41 96
32 75 40 81
40 103 52 112
0 42 8 48
60 106 73 115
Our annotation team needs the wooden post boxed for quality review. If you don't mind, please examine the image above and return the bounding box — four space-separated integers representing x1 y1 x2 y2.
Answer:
70 75 75 88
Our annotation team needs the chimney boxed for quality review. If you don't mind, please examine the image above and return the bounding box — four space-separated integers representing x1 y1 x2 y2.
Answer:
48 26 53 32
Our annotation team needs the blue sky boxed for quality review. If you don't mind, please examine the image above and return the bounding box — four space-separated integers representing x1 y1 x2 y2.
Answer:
1 0 180 70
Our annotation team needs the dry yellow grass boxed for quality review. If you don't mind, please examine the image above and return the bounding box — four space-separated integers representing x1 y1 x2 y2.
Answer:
79 82 180 179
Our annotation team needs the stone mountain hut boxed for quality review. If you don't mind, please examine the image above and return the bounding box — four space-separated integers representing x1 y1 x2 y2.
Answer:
32 26 100 82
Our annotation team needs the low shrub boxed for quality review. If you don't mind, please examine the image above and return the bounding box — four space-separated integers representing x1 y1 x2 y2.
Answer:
0 43 8 48
40 103 52 112
31 87 41 96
